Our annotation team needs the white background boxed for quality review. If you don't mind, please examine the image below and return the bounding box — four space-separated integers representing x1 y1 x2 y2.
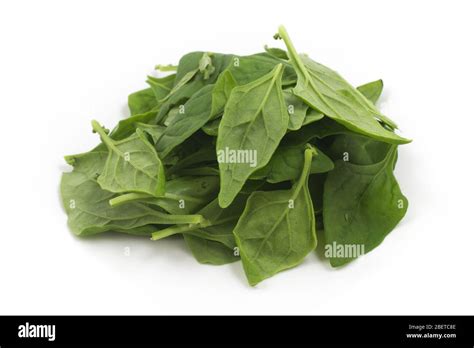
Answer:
0 0 473 315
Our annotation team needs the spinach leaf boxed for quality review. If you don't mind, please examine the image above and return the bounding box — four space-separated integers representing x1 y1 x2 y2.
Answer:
156 85 214 157
302 108 324 126
167 145 216 176
92 120 166 197
110 176 219 215
155 70 236 158
284 89 308 131
217 64 289 208
356 79 383 105
108 109 159 141
264 45 289 60
155 52 235 123
61 150 204 236
151 193 251 242
135 123 166 144
61 171 204 236
161 130 214 166
176 166 220 177
202 118 221 136
323 146 408 266
276 26 408 144
233 147 317 285
226 53 296 86
128 88 157 116
184 235 239 265
252 144 334 183
327 133 391 165
146 73 175 102
64 148 108 179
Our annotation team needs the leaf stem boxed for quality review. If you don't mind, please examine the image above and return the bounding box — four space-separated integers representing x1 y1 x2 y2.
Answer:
158 214 206 226
109 192 151 206
292 147 315 197
276 26 309 81
151 219 210 241
155 64 178 72
91 120 115 149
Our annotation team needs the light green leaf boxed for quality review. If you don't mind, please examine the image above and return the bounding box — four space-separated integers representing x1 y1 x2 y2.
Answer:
217 64 289 208
92 120 165 197
356 79 384 105
284 89 308 131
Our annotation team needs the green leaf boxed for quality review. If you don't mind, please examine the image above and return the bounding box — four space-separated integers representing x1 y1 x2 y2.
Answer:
167 145 216 176
202 118 221 136
60 151 205 237
128 88 158 116
226 53 296 86
284 117 351 146
233 147 317 285
327 132 391 165
264 45 289 60
176 166 220 177
284 89 308 131
277 26 409 144
186 222 237 250
323 146 408 267
252 144 334 183
217 64 289 208
302 108 324 126
155 52 235 123
146 74 175 102
203 96 324 136
356 79 383 105
150 180 265 246
282 78 388 145
110 176 219 215
108 109 159 141
64 148 108 179
198 52 216 80
156 85 213 157
184 235 239 265
155 71 236 158
208 70 238 119
92 120 165 197
151 192 251 242
135 123 166 144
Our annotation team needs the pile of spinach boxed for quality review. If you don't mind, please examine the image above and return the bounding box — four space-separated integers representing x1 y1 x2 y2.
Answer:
60 26 410 285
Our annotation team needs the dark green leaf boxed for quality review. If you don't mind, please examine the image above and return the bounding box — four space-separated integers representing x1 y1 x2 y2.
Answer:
277 26 408 144
323 146 408 267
